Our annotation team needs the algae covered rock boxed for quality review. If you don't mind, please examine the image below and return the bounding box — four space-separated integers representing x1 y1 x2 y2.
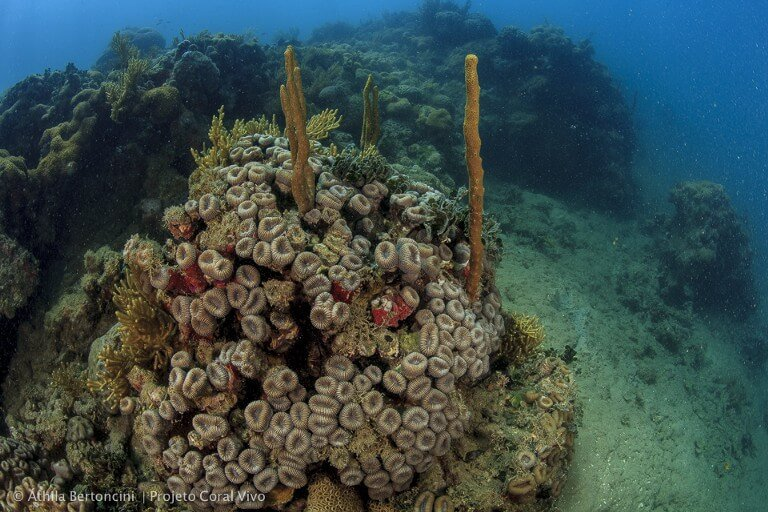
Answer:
137 85 181 124
172 49 221 109
0 149 31 238
0 233 39 319
417 0 497 46
481 24 636 212
0 64 98 164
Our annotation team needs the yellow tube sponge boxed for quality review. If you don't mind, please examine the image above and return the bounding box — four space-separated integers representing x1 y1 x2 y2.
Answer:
280 46 314 215
464 54 485 301
360 74 380 149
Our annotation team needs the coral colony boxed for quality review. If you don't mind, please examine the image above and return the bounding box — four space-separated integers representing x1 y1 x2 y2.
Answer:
1 46 576 512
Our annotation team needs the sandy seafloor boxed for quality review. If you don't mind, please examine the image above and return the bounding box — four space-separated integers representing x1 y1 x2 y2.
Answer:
486 183 768 512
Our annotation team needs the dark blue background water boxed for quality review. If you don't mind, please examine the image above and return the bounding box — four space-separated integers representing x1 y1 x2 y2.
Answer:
1 0 766 298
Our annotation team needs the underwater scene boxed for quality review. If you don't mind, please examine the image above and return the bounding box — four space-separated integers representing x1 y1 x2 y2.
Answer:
0 0 766 511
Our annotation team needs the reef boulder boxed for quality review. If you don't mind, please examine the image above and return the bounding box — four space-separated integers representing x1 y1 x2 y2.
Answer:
654 180 756 316
171 49 221 109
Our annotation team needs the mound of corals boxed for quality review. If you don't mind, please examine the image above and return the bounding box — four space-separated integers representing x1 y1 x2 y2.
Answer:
110 127 504 507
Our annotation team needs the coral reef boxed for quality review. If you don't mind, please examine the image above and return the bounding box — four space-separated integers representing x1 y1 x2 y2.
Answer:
0 10 590 510
651 180 756 316
417 0 497 46
0 7 634 358
9 47 570 511
304 9 634 211
387 350 576 511
0 436 70 511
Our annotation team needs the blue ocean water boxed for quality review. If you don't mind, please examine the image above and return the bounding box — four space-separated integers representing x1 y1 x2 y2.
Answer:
1 0 766 292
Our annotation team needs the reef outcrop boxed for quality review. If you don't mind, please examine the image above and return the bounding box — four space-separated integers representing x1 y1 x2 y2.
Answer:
652 180 756 316
0 9 582 511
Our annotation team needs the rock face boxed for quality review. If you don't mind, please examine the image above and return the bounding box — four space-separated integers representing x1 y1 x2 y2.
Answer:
655 180 756 316
0 233 39 319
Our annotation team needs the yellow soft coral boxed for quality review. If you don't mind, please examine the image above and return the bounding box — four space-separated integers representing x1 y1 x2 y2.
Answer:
104 57 149 122
109 31 140 69
190 106 235 171
306 108 342 140
88 269 174 408
239 114 281 138
501 312 545 364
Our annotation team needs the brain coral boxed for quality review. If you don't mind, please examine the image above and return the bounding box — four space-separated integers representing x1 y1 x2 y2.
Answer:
306 473 363 511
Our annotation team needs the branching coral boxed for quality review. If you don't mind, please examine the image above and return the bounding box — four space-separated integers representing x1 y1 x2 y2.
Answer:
306 108 342 140
88 268 175 408
500 312 545 364
191 106 238 171
245 114 281 137
104 57 149 122
109 31 140 69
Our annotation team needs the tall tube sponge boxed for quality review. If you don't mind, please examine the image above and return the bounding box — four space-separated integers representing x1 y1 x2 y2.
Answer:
360 74 380 150
280 46 314 215
464 54 485 302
